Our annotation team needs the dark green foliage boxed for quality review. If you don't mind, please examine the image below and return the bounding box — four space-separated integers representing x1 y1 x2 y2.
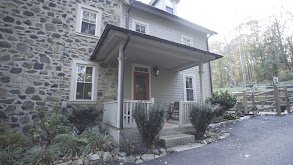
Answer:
224 113 240 120
190 103 220 138
0 120 29 150
133 104 165 148
23 145 58 165
56 127 117 158
68 106 102 134
30 103 72 146
207 90 237 116
80 127 117 153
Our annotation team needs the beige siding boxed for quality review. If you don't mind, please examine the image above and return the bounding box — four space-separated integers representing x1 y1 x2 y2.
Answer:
122 5 207 50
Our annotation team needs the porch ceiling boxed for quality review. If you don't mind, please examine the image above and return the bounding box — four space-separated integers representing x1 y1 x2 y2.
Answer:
91 25 222 71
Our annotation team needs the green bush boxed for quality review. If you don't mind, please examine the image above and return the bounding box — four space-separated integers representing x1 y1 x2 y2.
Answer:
207 90 237 117
279 70 293 81
133 104 165 148
68 106 102 134
30 103 72 146
80 127 117 153
224 113 240 120
23 145 58 165
190 103 220 139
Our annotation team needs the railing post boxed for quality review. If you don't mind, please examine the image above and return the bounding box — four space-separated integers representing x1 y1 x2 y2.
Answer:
251 92 256 115
150 97 155 105
243 90 248 113
179 99 183 127
284 86 290 114
274 85 281 116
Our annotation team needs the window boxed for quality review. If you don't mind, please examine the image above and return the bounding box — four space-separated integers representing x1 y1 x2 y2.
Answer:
76 4 102 37
183 75 195 101
181 35 193 47
70 60 98 103
132 19 149 34
166 6 173 14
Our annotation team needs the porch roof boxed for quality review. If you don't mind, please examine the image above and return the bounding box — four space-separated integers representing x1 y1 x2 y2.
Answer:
90 24 222 71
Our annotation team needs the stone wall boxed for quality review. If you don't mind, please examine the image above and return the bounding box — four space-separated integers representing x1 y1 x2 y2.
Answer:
0 0 121 133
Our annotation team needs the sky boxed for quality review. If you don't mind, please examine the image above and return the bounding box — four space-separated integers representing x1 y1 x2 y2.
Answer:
137 0 293 41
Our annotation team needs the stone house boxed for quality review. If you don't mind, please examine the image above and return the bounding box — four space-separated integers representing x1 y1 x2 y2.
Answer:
0 0 221 139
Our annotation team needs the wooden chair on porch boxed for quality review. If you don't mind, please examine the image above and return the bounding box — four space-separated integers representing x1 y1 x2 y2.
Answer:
166 102 179 121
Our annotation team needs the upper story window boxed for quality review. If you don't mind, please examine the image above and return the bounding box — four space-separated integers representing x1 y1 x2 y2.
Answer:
70 60 99 104
76 4 102 37
181 35 193 47
132 19 149 34
166 6 173 14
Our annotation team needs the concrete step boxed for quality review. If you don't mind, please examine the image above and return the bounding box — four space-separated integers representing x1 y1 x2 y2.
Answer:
160 125 193 136
159 133 195 148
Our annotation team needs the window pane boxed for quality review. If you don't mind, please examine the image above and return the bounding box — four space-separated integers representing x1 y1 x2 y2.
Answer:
187 89 194 101
85 67 93 82
136 24 140 32
82 11 89 21
141 26 146 33
76 82 84 99
185 78 188 88
189 78 193 87
166 6 173 14
89 23 96 35
81 22 89 34
84 83 92 100
89 13 96 23
77 65 86 81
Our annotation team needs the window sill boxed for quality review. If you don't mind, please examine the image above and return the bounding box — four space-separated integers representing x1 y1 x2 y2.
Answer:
69 100 97 105
74 32 101 39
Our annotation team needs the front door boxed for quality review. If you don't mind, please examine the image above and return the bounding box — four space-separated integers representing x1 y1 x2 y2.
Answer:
133 72 149 100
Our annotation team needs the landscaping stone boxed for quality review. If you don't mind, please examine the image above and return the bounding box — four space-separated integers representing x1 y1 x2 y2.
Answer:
72 159 83 165
166 148 175 153
103 152 113 162
119 152 127 157
141 154 155 161
206 138 213 144
135 159 144 163
87 154 100 161
159 148 167 157
152 149 159 155
122 156 136 163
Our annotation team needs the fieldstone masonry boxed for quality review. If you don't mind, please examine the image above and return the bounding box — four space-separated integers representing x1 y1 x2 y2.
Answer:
0 0 121 133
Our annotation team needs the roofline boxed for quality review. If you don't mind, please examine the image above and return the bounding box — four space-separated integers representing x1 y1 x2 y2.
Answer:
90 24 222 60
132 1 217 35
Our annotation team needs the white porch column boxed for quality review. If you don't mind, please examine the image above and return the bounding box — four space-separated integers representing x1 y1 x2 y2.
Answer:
179 99 183 127
116 42 124 129
199 62 204 102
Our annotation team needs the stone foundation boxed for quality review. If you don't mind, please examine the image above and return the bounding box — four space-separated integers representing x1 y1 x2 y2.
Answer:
0 0 121 133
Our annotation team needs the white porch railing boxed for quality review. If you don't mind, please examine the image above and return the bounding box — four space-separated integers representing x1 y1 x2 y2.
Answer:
179 100 197 127
103 98 155 128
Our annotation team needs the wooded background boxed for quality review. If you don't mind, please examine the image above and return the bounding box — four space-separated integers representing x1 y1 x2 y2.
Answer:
210 11 293 88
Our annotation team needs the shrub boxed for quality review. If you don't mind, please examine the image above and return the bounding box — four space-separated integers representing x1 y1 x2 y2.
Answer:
224 113 240 120
30 103 72 146
80 127 117 153
190 103 220 139
279 70 293 81
68 106 102 134
133 104 165 148
207 90 237 116
23 145 58 165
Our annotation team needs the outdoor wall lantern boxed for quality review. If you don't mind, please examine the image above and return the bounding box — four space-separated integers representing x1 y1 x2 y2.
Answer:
153 66 159 77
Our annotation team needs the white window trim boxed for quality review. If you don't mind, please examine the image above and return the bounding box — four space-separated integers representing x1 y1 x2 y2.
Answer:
131 64 152 100
132 19 150 34
183 74 196 102
75 4 102 37
181 35 193 47
70 60 99 104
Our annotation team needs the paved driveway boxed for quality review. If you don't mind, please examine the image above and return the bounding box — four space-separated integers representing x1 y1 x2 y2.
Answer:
143 114 293 165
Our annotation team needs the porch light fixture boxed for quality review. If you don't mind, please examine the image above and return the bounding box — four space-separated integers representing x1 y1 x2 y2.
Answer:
153 66 159 77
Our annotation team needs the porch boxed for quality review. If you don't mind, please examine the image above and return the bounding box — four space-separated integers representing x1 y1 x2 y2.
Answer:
90 25 222 143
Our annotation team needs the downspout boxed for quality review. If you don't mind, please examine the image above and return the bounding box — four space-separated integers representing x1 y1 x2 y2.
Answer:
119 0 134 155
207 34 214 95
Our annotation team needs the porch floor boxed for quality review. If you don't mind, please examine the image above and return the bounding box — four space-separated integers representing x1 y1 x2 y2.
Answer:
164 120 179 129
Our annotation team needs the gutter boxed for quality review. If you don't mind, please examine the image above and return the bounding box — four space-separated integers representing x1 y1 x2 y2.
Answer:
119 0 134 155
207 34 214 95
